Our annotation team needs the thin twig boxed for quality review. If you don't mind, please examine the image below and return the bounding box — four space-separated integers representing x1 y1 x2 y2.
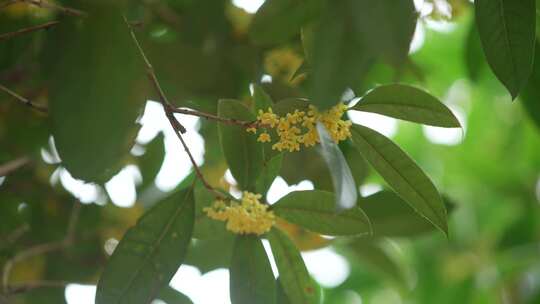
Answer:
123 16 225 200
0 224 30 251
23 0 86 17
0 20 59 42
2 203 81 294
170 107 258 128
0 157 30 177
0 84 48 113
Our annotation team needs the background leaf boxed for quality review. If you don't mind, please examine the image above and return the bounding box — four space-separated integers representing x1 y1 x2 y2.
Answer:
157 286 193 304
352 84 461 128
96 188 195 304
253 84 274 113
272 190 371 236
217 99 264 191
521 42 540 130
350 125 448 235
229 235 276 304
267 228 321 304
138 132 165 189
256 152 283 197
475 0 536 98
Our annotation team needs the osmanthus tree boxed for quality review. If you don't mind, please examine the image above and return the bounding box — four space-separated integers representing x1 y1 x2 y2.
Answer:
0 0 538 303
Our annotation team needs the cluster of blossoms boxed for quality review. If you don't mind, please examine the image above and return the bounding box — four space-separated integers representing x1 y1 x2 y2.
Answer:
203 192 275 235
248 103 352 152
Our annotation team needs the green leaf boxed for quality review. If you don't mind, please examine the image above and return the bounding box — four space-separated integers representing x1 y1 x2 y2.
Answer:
464 21 487 82
317 122 358 209
272 190 371 236
96 188 195 304
350 0 418 65
360 191 441 237
307 1 373 110
350 125 448 235
475 0 536 99
230 235 276 304
157 286 193 304
256 153 283 196
253 84 274 113
184 237 234 274
48 6 142 183
217 99 264 191
193 183 231 240
248 0 325 45
276 278 291 304
521 42 540 130
272 98 310 116
138 132 165 189
267 228 320 304
352 84 461 128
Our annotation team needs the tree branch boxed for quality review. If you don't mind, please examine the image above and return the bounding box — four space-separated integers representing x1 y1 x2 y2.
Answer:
0 20 59 42
0 84 48 114
123 16 225 200
169 107 259 128
0 157 31 177
22 0 86 17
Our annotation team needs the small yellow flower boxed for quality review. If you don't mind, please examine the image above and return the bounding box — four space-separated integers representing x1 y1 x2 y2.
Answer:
257 132 271 143
246 127 257 134
204 192 275 235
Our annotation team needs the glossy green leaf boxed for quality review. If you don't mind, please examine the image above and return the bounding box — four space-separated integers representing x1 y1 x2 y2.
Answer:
157 286 193 304
193 183 231 240
317 123 358 209
218 99 264 191
96 188 195 304
350 0 418 65
272 190 371 236
184 237 234 274
360 191 441 237
230 235 276 304
138 132 165 189
276 278 291 304
248 0 325 45
350 125 448 235
521 42 540 130
48 6 142 183
253 84 274 113
256 152 283 196
352 84 461 128
475 0 536 99
267 228 320 304
308 1 373 110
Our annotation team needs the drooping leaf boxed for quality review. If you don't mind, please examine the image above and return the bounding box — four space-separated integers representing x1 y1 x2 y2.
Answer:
521 42 540 130
475 0 536 99
272 190 371 236
184 237 234 274
230 235 276 304
253 84 274 113
317 122 357 209
193 183 231 240
48 5 142 183
350 0 418 65
352 84 461 128
267 228 320 304
217 99 264 191
307 1 373 110
360 191 441 237
248 0 325 45
350 125 448 235
138 132 165 189
256 152 283 196
96 188 195 304
157 286 193 304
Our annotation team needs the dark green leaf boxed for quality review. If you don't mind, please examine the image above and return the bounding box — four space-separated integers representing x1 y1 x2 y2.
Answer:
272 98 310 116
350 125 448 235
217 99 264 191
360 191 441 237
48 6 142 183
157 286 193 304
276 278 291 304
272 190 371 236
248 0 325 45
253 84 274 113
193 183 231 240
317 123 357 209
350 0 418 65
352 84 461 128
475 0 536 99
184 237 234 274
96 188 195 304
521 42 540 130
256 153 283 196
267 228 320 304
230 235 276 304
138 132 165 189
464 21 487 82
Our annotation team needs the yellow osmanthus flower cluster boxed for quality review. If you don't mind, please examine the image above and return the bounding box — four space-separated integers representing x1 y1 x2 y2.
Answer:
252 103 352 152
203 192 275 235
